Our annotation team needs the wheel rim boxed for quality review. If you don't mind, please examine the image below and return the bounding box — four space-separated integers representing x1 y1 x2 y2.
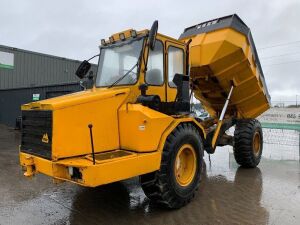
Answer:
253 131 261 156
174 144 197 187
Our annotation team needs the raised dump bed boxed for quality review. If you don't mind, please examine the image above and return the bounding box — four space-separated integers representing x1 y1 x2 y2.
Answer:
179 14 271 119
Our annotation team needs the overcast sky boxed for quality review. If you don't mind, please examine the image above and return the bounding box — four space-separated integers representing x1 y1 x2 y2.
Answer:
1 0 299 103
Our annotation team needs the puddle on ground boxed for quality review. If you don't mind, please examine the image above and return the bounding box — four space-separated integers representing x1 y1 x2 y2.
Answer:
0 125 299 225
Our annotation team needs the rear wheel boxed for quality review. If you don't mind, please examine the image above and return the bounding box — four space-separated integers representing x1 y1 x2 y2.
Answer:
234 119 263 168
140 123 203 208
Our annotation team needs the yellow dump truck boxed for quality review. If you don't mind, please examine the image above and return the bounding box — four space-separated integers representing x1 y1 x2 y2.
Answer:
20 14 270 208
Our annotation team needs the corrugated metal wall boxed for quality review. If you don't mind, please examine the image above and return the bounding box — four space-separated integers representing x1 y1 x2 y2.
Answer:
0 83 82 126
0 45 97 89
0 44 98 126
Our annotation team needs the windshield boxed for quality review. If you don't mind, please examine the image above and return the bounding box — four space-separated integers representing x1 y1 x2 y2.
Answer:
96 38 144 87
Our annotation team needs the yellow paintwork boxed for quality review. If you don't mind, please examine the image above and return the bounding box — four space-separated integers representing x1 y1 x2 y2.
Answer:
19 21 268 188
24 88 130 159
144 34 185 102
103 29 148 44
180 28 270 118
19 28 206 187
253 131 261 156
211 120 223 149
53 89 128 159
21 32 187 160
119 104 174 151
20 151 161 187
174 144 197 186
19 115 205 187
110 29 135 42
22 154 35 177
157 117 206 152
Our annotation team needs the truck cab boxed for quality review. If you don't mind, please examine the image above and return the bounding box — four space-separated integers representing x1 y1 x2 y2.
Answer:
96 28 186 104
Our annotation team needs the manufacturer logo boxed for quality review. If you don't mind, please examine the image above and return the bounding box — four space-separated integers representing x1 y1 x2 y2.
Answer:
42 133 49 143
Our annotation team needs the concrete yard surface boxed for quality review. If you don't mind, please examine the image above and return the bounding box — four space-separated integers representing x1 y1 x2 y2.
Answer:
0 124 299 225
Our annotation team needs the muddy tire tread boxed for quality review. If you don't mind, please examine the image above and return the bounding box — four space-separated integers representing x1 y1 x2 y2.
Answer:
140 123 203 208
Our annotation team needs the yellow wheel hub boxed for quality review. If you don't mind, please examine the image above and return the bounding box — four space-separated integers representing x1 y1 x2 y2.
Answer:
174 144 197 187
253 131 261 156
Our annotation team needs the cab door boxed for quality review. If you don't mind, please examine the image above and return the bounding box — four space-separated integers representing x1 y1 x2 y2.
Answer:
165 41 186 102
144 38 166 101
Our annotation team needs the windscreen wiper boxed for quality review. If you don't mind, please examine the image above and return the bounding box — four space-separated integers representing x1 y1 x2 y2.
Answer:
108 44 145 88
108 62 138 88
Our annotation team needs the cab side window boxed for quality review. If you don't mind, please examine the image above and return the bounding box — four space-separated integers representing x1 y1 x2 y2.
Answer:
145 41 164 86
168 46 184 87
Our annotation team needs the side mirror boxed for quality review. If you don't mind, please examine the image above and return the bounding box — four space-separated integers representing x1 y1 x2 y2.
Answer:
79 71 94 90
75 60 91 79
149 20 158 50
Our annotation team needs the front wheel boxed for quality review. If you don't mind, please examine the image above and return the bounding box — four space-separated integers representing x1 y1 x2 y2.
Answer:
140 123 204 208
234 119 263 168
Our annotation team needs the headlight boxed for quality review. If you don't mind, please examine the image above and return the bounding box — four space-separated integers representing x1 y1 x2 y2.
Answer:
130 30 137 38
119 33 125 41
109 36 115 44
68 166 74 176
101 39 107 46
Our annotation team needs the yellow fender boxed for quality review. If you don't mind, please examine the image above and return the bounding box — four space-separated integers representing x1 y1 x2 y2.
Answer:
157 117 206 153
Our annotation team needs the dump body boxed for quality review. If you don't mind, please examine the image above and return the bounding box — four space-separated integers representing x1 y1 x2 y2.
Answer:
180 14 270 118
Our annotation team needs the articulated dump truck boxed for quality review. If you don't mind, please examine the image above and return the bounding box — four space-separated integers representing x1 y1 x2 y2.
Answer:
20 14 270 208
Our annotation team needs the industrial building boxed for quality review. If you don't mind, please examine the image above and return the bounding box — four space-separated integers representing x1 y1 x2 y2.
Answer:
0 45 97 126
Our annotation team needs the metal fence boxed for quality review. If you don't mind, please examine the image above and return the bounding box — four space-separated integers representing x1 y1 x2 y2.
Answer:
262 128 300 161
262 128 299 147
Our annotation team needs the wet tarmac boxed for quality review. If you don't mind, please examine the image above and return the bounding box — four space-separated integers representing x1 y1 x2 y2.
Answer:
0 124 299 225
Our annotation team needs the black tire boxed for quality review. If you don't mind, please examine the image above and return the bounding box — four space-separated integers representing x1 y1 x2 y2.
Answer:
234 119 263 168
140 123 204 209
